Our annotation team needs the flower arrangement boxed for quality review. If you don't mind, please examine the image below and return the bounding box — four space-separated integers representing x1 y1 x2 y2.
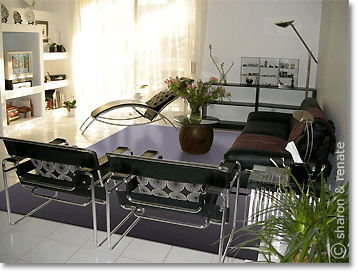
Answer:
165 76 231 124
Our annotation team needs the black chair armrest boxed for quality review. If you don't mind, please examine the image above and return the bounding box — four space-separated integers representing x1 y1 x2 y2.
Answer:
48 138 69 145
140 150 162 159
98 146 132 180
205 185 224 196
224 148 294 170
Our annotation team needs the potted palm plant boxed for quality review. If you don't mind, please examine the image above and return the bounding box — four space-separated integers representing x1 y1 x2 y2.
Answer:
226 165 349 263
63 100 76 117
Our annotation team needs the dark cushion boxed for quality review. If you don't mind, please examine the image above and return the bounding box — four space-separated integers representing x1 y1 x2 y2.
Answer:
231 134 287 152
241 120 290 140
246 111 293 124
144 89 177 120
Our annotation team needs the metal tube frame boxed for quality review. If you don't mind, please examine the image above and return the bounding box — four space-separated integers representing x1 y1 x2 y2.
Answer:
105 160 242 263
1 157 105 248
79 103 177 135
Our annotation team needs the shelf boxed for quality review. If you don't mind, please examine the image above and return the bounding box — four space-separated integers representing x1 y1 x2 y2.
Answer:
258 103 300 110
241 57 299 87
212 82 316 93
211 101 256 108
43 52 68 61
203 83 317 130
5 86 43 100
44 80 69 90
1 23 42 33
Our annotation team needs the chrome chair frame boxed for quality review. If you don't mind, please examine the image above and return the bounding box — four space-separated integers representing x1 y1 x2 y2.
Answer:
104 151 241 263
1 136 131 247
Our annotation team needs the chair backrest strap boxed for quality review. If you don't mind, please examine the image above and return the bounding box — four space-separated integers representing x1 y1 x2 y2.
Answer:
106 153 232 189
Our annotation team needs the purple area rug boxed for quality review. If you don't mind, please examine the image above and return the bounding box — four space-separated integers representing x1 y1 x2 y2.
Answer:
0 125 258 260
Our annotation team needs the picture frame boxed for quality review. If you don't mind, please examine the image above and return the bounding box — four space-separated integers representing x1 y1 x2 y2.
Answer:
35 20 49 42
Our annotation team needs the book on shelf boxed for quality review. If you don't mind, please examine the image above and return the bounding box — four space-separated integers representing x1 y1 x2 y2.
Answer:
7 109 18 114
8 115 20 122
7 112 19 118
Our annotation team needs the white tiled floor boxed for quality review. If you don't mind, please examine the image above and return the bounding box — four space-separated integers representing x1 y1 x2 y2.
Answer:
0 108 248 265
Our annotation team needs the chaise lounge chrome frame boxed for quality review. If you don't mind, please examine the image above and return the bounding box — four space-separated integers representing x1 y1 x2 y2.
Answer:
79 99 178 135
103 150 242 263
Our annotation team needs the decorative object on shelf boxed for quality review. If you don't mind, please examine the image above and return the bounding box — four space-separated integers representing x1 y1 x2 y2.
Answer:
1 3 9 23
241 57 299 87
6 102 19 125
44 72 51 83
13 11 22 24
24 8 35 24
275 20 318 98
209 44 234 84
246 77 253 84
290 74 295 87
49 43 57 52
35 20 49 42
63 100 76 117
133 84 147 101
48 73 66 81
49 43 66 53
17 99 34 118
24 0 35 7
165 76 231 124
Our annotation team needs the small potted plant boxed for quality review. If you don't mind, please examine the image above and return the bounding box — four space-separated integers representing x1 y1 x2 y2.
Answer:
49 42 57 52
63 100 76 117
57 44 66 52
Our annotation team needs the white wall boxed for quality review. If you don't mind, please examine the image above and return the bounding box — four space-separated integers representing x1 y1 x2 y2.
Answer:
316 0 349 185
201 0 323 122
201 0 322 88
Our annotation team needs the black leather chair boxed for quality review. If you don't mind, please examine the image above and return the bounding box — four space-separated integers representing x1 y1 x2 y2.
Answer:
104 151 241 263
1 136 131 247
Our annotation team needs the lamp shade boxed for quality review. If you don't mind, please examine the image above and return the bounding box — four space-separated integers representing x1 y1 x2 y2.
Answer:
275 20 294 28
293 110 314 123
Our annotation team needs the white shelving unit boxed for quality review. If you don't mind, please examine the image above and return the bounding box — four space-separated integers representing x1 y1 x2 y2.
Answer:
44 79 69 90
43 52 67 61
241 57 299 87
0 23 45 134
43 52 68 112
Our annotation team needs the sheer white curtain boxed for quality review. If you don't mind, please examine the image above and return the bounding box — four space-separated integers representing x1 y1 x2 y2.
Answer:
72 0 207 113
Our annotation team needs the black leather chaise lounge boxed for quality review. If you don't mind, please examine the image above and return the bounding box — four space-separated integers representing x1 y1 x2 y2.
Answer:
80 77 194 134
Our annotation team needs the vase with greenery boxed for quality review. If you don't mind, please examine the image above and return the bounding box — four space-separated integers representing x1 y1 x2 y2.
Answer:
63 100 76 112
209 44 234 84
165 77 231 124
225 163 349 263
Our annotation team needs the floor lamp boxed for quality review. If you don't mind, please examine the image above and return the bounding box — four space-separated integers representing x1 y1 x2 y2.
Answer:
293 110 314 163
275 20 318 98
